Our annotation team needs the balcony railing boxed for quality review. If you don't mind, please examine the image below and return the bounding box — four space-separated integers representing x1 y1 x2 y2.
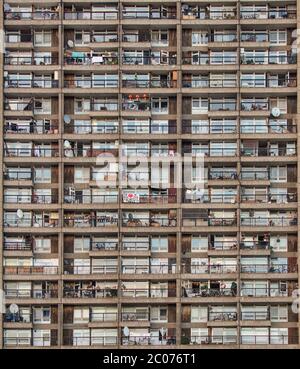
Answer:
64 265 118 275
240 264 297 273
4 122 59 134
4 11 59 20
183 78 297 89
5 56 59 66
64 194 118 204
4 101 34 112
64 11 119 20
209 241 238 251
182 56 238 65
241 33 269 42
240 124 297 134
122 80 177 88
184 264 238 274
182 10 237 20
122 123 176 134
208 171 238 180
122 56 177 66
240 241 270 250
186 148 237 157
64 79 118 89
121 312 149 321
184 193 237 204
90 312 118 322
241 311 270 321
241 55 297 65
64 56 118 65
91 241 118 251
64 216 118 228
3 241 32 251
209 312 237 321
4 336 57 347
240 10 296 20
241 193 297 203
65 336 118 346
4 148 59 158
182 288 236 298
3 266 58 275
122 10 177 19
241 148 296 157
241 101 268 111
241 217 297 227
182 335 237 345
5 289 58 299
240 287 294 297
122 217 177 227
122 336 176 346
4 217 59 228
182 217 237 227
63 288 176 299
240 171 269 180
121 241 149 251
4 170 32 181
240 335 298 345
64 123 119 134
4 194 58 204
5 79 59 88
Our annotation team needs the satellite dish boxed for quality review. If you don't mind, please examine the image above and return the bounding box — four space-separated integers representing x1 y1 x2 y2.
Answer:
9 304 19 314
16 209 24 219
67 40 74 48
123 327 130 337
271 107 281 118
64 140 71 149
64 115 71 124
4 4 11 12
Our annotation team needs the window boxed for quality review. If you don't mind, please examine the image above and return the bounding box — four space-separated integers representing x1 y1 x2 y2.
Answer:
192 98 208 113
270 306 288 322
150 307 167 322
74 308 89 323
151 98 168 114
74 237 90 252
191 306 207 322
34 168 51 183
34 31 51 46
33 307 51 324
191 236 208 251
151 238 168 252
34 238 51 253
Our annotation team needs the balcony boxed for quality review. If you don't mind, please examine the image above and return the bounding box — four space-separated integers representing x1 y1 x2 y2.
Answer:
182 335 237 345
122 79 177 89
182 8 237 21
4 120 59 135
3 266 59 275
240 10 296 20
4 148 59 158
122 55 177 66
5 79 59 89
182 217 237 227
4 10 59 21
64 54 118 66
5 288 58 299
4 194 58 205
241 217 297 227
241 193 297 204
241 147 296 157
182 55 238 66
64 10 119 21
240 264 297 274
5 55 59 66
122 336 176 346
